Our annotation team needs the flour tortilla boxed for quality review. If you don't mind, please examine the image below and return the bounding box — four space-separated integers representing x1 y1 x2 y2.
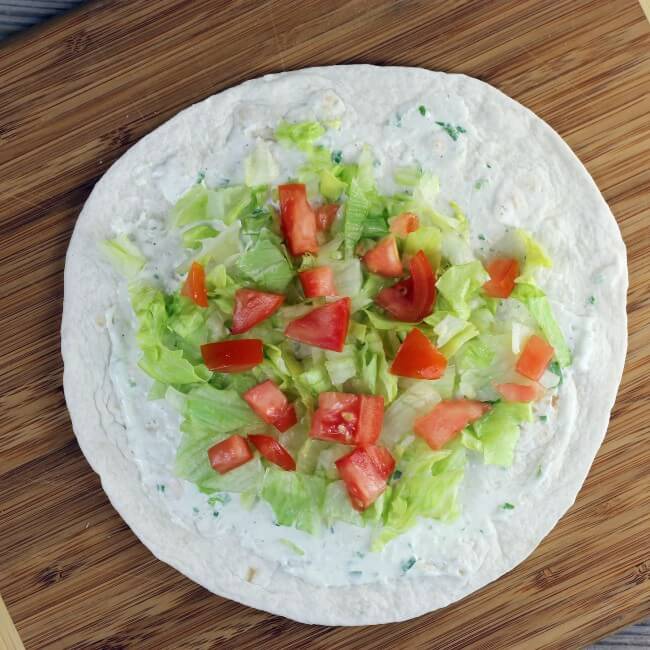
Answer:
61 65 627 624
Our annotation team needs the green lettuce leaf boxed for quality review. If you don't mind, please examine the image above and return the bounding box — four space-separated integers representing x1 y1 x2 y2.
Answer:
436 261 490 320
471 401 533 466
261 466 327 533
275 120 325 150
101 235 146 279
515 228 552 283
235 230 294 293
373 441 465 549
244 142 279 186
343 177 370 258
511 283 571 367
404 226 442 270
182 384 259 432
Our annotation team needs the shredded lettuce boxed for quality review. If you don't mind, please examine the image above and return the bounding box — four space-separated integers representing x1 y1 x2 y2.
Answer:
206 186 254 225
436 261 490 320
515 228 552 283
101 235 146 279
275 120 325 151
404 226 442 270
373 441 465 549
261 466 327 533
182 384 259 432
511 283 571 367
325 346 358 387
182 224 219 249
244 141 279 186
323 480 364 527
343 177 370 258
470 401 533 466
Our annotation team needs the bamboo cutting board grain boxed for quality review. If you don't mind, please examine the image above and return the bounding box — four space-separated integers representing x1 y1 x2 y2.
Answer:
1 1 649 647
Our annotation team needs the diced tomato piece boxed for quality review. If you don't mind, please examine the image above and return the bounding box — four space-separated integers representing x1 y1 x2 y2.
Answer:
243 380 296 432
390 328 447 380
316 204 339 231
364 445 395 481
299 266 336 297
248 434 296 471
376 250 436 322
362 236 403 277
309 392 384 446
200 339 263 373
310 392 360 444
483 258 519 298
336 447 389 511
180 261 208 308
495 382 544 403
273 404 298 432
278 183 319 255
414 400 490 450
231 289 284 334
516 335 555 381
389 212 420 238
208 435 252 474
285 297 350 352
356 395 385 446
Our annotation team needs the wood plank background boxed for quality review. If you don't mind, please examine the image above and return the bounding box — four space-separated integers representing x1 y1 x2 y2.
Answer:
1 1 649 647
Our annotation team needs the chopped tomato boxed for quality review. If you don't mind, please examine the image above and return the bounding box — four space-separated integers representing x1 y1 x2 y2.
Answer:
414 400 490 450
231 289 284 334
516 335 555 381
495 382 544 403
309 392 383 446
278 183 319 255
315 204 339 231
310 392 360 444
376 250 436 322
390 328 447 380
362 236 403 277
180 261 208 308
200 339 263 373
389 212 420 238
365 445 396 481
248 434 296 471
285 297 350 352
299 266 336 297
356 395 385 446
483 258 519 298
243 380 297 432
208 435 252 474
273 405 298 432
336 447 390 511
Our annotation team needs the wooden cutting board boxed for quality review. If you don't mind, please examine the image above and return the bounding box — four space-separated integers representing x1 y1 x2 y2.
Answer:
1 1 649 647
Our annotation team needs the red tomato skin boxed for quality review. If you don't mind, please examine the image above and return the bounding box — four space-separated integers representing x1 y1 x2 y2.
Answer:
389 212 420 238
181 261 209 308
299 266 336 297
316 204 339 231
200 339 263 373
284 297 351 352
362 236 403 277
390 328 448 379
278 183 319 255
516 335 555 381
414 400 490 450
483 258 520 298
356 395 385 446
376 251 435 322
336 447 388 511
365 445 396 481
231 289 284 334
495 382 544 402
273 405 298 433
243 380 293 427
248 434 296 471
208 435 253 474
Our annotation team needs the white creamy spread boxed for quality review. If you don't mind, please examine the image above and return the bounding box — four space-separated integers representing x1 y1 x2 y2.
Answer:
104 86 589 588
